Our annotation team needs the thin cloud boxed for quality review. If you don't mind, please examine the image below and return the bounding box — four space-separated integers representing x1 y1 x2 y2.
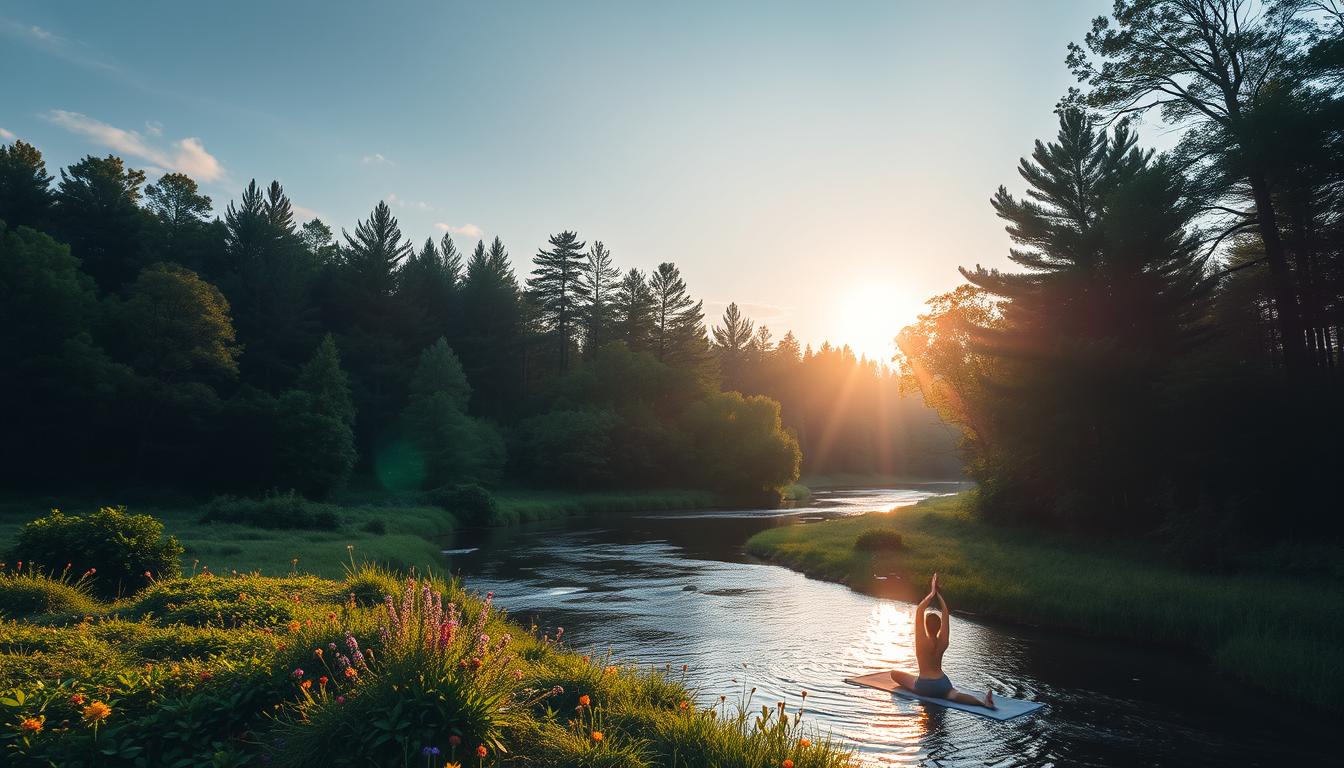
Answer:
292 203 323 223
2 18 117 72
362 153 392 166
44 110 225 182
435 223 483 239
0 127 14 140
144 120 162 136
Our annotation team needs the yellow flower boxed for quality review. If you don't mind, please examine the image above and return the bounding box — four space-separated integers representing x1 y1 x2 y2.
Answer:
444 763 461 768
82 700 112 724
19 716 43 735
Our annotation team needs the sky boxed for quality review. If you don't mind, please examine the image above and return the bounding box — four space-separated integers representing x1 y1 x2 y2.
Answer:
1 0 1126 361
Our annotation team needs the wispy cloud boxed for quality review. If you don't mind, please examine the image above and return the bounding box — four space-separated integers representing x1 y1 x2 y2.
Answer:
0 127 14 140
2 18 116 72
144 120 162 136
43 110 225 182
362 152 392 166
435 223 483 239
387 192 432 211
292 203 323 223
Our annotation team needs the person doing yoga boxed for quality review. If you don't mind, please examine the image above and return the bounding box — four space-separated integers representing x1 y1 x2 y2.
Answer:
889 573 995 708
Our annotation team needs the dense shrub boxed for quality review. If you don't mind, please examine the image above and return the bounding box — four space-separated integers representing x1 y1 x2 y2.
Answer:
9 507 183 598
427 483 500 527
853 528 904 552
0 570 100 619
201 490 341 530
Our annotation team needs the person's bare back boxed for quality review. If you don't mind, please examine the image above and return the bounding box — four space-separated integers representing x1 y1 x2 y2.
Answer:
888 573 995 709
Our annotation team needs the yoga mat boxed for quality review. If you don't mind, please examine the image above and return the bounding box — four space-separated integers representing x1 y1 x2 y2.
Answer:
843 670 1045 721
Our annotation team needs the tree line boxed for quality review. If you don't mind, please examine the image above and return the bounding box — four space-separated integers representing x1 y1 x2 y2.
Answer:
898 0 1343 559
0 144 952 502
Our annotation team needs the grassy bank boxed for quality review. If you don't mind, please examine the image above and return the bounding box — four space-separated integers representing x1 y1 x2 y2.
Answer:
0 562 848 766
0 489 721 580
745 494 1344 710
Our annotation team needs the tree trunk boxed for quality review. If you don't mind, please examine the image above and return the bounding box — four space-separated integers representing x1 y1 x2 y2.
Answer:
1246 173 1308 378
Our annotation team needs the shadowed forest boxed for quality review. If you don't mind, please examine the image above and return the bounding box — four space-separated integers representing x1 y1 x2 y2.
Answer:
0 154 957 505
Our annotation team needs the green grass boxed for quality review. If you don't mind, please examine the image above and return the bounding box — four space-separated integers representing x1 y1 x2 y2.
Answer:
745 493 1344 711
0 489 723 581
0 563 850 767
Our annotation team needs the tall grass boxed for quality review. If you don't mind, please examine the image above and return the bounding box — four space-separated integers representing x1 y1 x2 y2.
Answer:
746 493 1344 710
0 561 854 766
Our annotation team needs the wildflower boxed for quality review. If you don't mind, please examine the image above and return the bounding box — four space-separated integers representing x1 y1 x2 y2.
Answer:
286 620 302 633
448 734 462 747
591 730 604 742
199 670 213 681
319 676 328 686
782 761 794 768
512 669 524 681
327 612 337 622
549 685 564 697
301 680 312 690
799 738 811 747
315 648 323 658
81 701 111 724
336 696 346 705
344 667 358 679
582 655 590 663
292 668 305 679
422 746 441 756
70 693 86 705
19 716 43 735
444 763 461 768
679 700 689 710
578 694 591 707
476 745 488 758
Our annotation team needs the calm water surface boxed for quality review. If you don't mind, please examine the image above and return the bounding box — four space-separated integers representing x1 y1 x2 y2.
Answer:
443 488 1327 767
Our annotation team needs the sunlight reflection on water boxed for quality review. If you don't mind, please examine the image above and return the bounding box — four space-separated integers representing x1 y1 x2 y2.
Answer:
445 488 1327 767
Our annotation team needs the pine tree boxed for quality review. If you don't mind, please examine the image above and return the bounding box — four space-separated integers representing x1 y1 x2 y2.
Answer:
578 240 620 354
527 230 589 371
278 334 357 497
775 330 802 363
54 155 148 291
459 237 523 418
649 262 706 366
960 109 1211 529
398 237 459 350
401 338 503 487
0 139 55 230
712 302 755 390
343 201 412 300
611 268 652 351
145 173 212 233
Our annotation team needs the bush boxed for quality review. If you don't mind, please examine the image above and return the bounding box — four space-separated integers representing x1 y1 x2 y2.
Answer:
0 569 101 619
360 518 386 535
9 507 183 599
427 484 499 527
853 528 904 552
201 491 341 531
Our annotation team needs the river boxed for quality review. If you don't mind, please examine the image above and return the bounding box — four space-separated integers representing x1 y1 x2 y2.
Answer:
442 487 1327 767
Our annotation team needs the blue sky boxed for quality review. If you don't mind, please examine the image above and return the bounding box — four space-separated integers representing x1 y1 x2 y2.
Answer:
2 0 1122 359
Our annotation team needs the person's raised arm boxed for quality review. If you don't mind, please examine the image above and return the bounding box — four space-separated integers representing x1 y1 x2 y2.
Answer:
933 590 950 646
914 574 937 635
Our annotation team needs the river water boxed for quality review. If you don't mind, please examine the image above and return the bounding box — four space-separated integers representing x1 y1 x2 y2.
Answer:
442 487 1327 767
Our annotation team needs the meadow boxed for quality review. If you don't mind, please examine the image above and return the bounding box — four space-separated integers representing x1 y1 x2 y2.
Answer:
0 553 847 766
745 494 1344 711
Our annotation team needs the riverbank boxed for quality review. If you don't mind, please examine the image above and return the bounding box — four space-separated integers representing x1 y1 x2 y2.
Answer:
0 562 848 766
0 489 721 579
745 493 1344 710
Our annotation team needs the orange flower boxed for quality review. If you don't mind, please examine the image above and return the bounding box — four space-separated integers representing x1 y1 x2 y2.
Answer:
286 620 302 633
781 761 794 768
476 745 488 758
301 679 312 690
591 730 604 742
799 738 811 747
314 648 324 658
82 700 112 724
578 694 591 707
70 693 86 706
19 716 43 735
344 667 358 679
679 700 689 710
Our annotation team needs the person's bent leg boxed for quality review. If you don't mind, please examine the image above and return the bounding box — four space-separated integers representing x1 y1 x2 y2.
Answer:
889 670 918 690
947 687 995 709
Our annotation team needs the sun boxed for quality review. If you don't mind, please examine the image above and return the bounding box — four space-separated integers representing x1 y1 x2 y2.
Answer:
832 284 919 364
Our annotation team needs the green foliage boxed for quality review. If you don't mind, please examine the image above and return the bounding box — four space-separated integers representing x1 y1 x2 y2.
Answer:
514 409 620 487
201 492 341 531
0 140 55 230
427 484 500 527
680 392 801 499
114 262 241 382
853 529 904 551
277 335 358 497
0 569 100 620
9 508 183 599
401 339 504 488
